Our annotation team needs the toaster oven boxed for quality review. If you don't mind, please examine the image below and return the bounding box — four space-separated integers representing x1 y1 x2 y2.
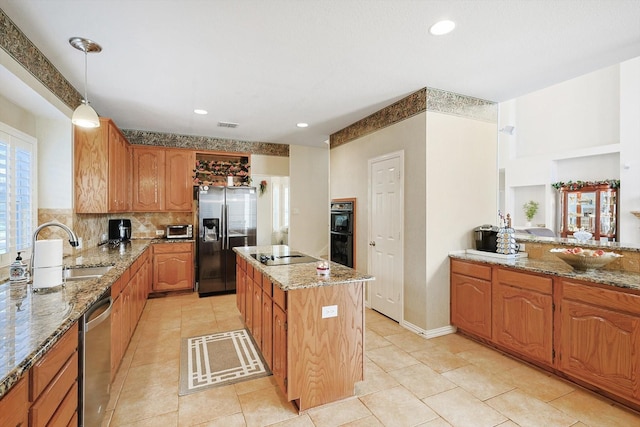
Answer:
166 224 193 239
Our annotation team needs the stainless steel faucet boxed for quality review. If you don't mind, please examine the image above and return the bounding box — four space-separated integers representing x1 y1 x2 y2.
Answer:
30 221 80 276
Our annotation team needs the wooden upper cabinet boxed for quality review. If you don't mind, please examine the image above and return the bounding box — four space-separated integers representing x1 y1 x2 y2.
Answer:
132 146 194 212
75 117 131 213
165 148 195 211
132 146 164 211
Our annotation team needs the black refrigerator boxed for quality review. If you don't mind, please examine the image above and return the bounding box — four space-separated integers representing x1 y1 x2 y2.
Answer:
197 186 257 296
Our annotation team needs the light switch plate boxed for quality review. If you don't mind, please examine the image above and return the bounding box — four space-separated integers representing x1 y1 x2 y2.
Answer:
322 305 338 318
156 230 165 236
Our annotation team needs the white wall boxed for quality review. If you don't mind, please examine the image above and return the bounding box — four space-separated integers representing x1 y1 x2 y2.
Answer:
251 154 289 176
619 57 640 243
425 112 497 331
499 59 640 242
289 145 329 258
37 118 73 209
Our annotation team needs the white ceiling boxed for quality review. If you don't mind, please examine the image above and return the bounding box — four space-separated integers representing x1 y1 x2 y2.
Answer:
1 0 639 147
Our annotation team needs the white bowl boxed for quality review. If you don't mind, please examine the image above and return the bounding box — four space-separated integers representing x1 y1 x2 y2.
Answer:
573 230 593 242
550 248 621 271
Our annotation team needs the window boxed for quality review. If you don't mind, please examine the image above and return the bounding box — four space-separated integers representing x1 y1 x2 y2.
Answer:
0 123 36 266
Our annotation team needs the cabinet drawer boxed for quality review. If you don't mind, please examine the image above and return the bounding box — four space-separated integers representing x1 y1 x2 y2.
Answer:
30 351 78 427
273 285 286 310
30 324 78 399
262 275 272 297
451 259 491 281
46 381 78 427
495 268 552 294
562 279 640 316
0 375 28 427
153 242 192 253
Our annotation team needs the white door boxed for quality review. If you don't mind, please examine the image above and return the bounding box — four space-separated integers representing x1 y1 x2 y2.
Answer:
368 152 404 322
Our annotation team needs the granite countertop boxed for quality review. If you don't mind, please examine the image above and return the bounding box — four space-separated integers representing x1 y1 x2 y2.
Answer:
234 245 374 291
0 238 193 399
449 251 640 293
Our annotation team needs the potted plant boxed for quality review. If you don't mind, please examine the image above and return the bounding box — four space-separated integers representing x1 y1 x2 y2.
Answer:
523 200 539 226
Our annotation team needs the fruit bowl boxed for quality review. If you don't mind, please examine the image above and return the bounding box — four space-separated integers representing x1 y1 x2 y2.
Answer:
550 248 622 271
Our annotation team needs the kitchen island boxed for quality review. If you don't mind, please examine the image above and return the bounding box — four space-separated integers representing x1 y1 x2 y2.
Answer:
233 245 374 412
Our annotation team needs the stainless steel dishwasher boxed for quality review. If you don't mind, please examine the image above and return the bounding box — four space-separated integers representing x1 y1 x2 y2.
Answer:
79 293 112 427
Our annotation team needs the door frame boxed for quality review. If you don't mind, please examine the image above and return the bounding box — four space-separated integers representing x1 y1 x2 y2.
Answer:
367 150 404 322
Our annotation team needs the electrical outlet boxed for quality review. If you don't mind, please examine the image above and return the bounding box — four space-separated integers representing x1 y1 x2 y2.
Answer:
322 305 338 319
156 230 165 236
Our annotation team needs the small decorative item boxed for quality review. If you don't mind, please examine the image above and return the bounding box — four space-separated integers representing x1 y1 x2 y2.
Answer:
550 247 621 271
9 252 29 282
573 229 593 242
523 200 539 226
259 180 267 195
496 213 517 255
316 260 330 276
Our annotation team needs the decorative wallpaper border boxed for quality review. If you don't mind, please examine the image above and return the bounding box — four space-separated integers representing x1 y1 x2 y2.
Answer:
122 129 289 157
330 87 496 148
0 9 81 111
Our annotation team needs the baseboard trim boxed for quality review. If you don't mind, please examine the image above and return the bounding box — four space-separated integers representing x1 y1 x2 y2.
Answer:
400 320 457 339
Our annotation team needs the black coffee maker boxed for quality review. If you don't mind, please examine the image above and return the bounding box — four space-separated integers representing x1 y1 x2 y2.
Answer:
109 219 132 242
474 224 498 252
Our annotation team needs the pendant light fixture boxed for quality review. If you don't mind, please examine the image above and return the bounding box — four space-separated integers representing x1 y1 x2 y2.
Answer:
69 37 102 128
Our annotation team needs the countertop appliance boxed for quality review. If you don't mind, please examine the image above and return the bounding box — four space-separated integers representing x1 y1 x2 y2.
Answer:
108 219 131 242
474 224 499 252
166 224 193 239
197 186 256 296
330 200 354 268
79 293 112 427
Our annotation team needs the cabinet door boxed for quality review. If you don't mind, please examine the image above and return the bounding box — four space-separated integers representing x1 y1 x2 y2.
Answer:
451 273 492 339
236 260 246 316
0 376 28 427
559 299 640 399
262 291 273 370
132 147 165 211
111 293 123 381
165 149 194 211
245 275 253 331
74 118 109 213
153 244 194 292
252 275 262 348
273 303 287 395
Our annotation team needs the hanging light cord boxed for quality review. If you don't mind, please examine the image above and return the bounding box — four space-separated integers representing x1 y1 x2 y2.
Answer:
83 49 89 104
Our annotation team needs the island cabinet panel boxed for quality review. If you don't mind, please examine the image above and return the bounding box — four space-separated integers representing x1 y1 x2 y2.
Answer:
492 268 554 365
450 259 492 340
287 283 365 411
272 301 287 396
262 284 274 369
152 243 194 292
236 256 246 317
558 279 640 401
0 375 28 427
252 271 263 348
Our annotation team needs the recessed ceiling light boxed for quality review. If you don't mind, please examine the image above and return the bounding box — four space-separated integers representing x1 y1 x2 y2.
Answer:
296 123 309 128
429 20 456 36
194 109 208 115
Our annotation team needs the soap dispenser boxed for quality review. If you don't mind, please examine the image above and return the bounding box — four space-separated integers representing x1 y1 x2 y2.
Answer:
9 252 29 282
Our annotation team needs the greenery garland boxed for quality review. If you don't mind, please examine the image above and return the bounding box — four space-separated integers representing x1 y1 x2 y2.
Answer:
551 179 620 190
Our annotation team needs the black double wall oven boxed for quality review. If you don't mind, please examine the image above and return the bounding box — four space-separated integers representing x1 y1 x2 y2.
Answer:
330 201 354 268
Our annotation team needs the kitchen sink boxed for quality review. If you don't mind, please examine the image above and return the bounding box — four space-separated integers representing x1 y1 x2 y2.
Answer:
64 265 114 281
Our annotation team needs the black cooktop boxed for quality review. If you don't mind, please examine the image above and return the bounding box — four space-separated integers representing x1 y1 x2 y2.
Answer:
250 251 318 266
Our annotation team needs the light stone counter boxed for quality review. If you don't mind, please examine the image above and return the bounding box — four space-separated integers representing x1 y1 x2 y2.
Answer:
233 245 374 290
0 238 192 398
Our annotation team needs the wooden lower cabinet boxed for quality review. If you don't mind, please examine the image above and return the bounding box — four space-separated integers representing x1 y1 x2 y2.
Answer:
262 287 274 369
152 242 194 292
558 278 640 402
492 268 554 365
272 299 288 396
30 323 79 427
252 275 263 347
0 374 28 426
112 249 151 380
450 260 492 340
450 258 640 411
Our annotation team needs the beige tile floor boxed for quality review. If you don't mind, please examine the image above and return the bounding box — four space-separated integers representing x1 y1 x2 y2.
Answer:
105 292 640 427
